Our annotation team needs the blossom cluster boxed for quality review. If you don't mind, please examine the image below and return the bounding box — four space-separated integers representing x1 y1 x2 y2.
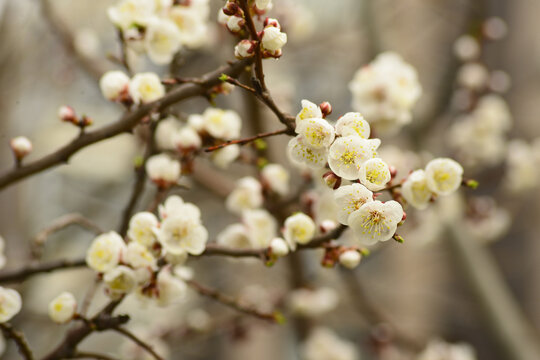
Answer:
100 70 164 104
218 0 288 59
107 0 210 65
349 52 422 135
85 195 206 306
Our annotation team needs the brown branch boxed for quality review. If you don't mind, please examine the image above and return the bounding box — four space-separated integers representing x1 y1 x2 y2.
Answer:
71 352 119 360
186 280 280 322
33 214 103 258
0 258 87 284
42 300 127 360
0 323 34 360
112 327 164 360
204 128 289 152
0 58 252 192
238 0 266 89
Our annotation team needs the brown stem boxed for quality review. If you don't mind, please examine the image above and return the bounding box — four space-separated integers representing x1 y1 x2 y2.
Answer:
112 327 164 360
204 128 289 152
186 280 279 322
0 323 34 360
71 352 119 360
0 258 86 284
0 59 253 192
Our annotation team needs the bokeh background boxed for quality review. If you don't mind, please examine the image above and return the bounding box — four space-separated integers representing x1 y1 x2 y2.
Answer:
0 0 539 359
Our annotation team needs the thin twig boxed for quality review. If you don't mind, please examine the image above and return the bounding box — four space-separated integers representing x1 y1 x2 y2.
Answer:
0 58 253 191
112 327 164 360
204 128 289 152
33 214 103 258
0 258 86 284
71 352 119 360
186 280 279 322
0 323 34 360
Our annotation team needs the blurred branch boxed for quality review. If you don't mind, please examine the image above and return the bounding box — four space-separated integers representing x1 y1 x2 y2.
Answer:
0 258 86 284
0 323 34 360
40 0 108 79
204 128 289 152
112 327 164 360
0 58 252 191
42 299 127 360
447 225 540 360
186 279 280 323
72 352 119 360
33 213 103 258
341 269 424 352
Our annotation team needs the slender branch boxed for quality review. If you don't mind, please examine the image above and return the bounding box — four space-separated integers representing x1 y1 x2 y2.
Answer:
238 0 266 89
186 280 279 322
0 258 86 284
33 214 103 258
112 327 164 360
42 300 127 360
204 128 289 152
0 59 253 191
0 323 34 360
71 352 119 360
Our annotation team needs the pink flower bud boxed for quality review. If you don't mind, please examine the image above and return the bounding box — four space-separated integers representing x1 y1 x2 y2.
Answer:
222 1 239 16
322 171 341 190
58 106 77 123
319 101 332 118
263 17 280 29
10 136 32 160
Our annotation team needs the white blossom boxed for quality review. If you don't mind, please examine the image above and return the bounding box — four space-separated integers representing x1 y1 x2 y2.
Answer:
99 71 130 101
302 327 358 360
157 216 208 255
295 118 335 149
333 183 373 225
168 5 209 48
339 250 361 269
287 136 328 169
155 267 187 306
243 209 277 248
216 223 251 248
358 157 391 191
349 52 421 134
155 116 180 150
86 231 127 273
401 170 432 210
283 212 316 249
454 35 480 61
328 136 380 180
126 242 157 269
129 72 165 104
158 195 201 222
417 339 477 360
270 237 289 257
255 0 272 11
226 177 263 215
145 154 181 187
226 15 244 33
261 26 287 52
335 112 370 138
0 287 21 323
211 144 240 169
107 0 156 30
173 126 202 150
127 212 159 248
202 108 241 140
261 163 290 196
144 18 183 65
104 266 137 298
504 140 539 192
457 62 489 90
296 99 323 124
234 39 255 59
425 158 464 196
288 288 339 317
48 292 77 324
348 200 403 245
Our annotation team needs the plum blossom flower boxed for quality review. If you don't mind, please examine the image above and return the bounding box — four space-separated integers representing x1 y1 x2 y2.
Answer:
157 216 208 255
126 242 157 269
48 292 77 324
243 209 277 248
129 72 165 104
158 195 201 222
425 158 464 196
216 223 252 249
335 112 370 138
0 288 21 323
107 0 156 30
287 136 328 169
358 157 391 191
155 266 187 306
104 266 137 298
261 163 290 196
261 26 287 53
127 212 159 248
99 71 130 101
296 99 323 124
295 118 335 149
328 136 380 180
270 237 289 257
333 183 373 225
86 232 127 273
401 169 432 209
283 212 316 250
202 108 241 140
145 154 181 187
144 18 183 65
302 327 358 360
211 144 240 169
339 250 362 269
348 200 403 245
226 177 263 215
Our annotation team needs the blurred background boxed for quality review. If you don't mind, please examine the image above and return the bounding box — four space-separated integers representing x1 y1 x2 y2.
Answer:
0 0 539 359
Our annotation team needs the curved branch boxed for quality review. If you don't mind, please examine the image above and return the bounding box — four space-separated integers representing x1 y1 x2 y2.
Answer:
0 323 34 360
0 258 86 284
112 327 164 360
0 59 252 191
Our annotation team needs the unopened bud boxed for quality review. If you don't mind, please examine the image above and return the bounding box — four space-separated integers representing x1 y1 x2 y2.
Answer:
392 234 404 243
222 1 239 16
319 220 338 234
401 211 407 221
79 115 93 127
389 165 397 179
339 250 361 269
227 15 245 33
234 40 256 59
263 17 280 29
269 237 289 257
322 171 341 190
319 101 332 118
464 179 479 189
58 106 77 123
10 136 32 160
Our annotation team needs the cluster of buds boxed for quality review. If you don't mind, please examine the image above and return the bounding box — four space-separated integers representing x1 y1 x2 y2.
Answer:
58 105 93 129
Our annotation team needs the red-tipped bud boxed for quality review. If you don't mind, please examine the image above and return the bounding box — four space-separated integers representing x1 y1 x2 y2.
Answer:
222 1 239 16
319 101 332 118
389 165 397 179
319 220 338 234
10 136 32 161
263 17 280 29
322 171 341 190
58 106 77 123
